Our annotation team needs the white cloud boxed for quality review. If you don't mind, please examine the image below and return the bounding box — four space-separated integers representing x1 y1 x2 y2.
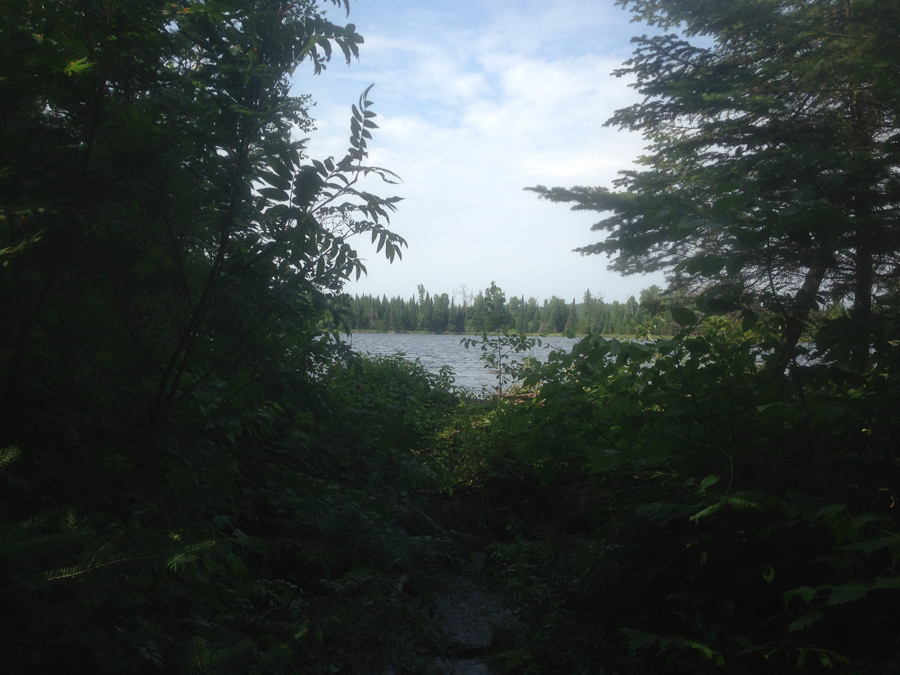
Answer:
294 0 666 302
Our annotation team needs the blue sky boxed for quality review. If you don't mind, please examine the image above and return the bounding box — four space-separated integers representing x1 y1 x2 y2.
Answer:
292 0 667 303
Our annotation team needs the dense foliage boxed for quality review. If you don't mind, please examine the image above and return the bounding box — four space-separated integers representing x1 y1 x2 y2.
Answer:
466 0 900 671
0 1 455 672
3 0 899 673
444 320 899 673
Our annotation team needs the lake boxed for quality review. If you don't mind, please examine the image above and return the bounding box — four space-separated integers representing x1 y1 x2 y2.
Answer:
342 333 579 392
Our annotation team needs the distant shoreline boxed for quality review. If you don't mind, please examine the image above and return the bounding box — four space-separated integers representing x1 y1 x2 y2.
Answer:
344 329 639 339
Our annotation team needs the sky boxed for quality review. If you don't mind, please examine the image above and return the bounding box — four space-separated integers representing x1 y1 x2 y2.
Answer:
292 0 667 304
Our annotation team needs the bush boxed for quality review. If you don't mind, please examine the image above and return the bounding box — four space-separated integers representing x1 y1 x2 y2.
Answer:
460 319 900 673
0 353 463 673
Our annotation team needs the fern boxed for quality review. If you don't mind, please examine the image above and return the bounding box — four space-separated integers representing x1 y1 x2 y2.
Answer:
188 637 255 674
247 644 293 675
39 530 216 581
137 641 165 672
166 539 216 571
0 445 21 468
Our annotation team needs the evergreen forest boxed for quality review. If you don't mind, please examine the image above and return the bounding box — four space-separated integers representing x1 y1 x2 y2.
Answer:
1 1 899 674
342 285 665 336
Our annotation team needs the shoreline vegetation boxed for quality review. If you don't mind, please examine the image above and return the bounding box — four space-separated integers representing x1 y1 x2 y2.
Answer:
340 283 673 336
346 328 641 339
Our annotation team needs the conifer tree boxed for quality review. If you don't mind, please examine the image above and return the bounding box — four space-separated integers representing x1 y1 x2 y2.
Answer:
565 299 578 331
529 0 900 353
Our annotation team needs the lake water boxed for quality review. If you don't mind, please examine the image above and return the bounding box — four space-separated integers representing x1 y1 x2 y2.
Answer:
342 333 579 392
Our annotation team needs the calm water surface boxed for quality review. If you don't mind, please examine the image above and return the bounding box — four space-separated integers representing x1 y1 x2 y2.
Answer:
343 333 578 392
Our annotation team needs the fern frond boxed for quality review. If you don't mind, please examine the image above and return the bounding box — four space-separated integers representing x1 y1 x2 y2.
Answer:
85 524 128 567
190 637 212 670
137 641 165 672
247 644 292 675
43 565 84 582
42 552 161 582
0 445 21 468
188 637 255 674
166 539 216 571
0 527 85 557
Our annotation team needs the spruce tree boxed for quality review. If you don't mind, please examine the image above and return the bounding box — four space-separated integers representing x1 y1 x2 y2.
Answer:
565 299 578 331
528 0 900 354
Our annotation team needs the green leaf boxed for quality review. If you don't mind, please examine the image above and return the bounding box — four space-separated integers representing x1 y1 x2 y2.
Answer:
700 475 720 489
63 57 94 75
711 193 745 216
874 577 900 589
258 187 288 201
725 497 759 510
620 627 660 650
686 640 724 665
714 181 740 195
689 500 725 521
814 504 846 520
258 170 291 191
763 566 775 584
230 555 248 578
827 582 867 605
697 295 741 314
788 611 824 632
850 515 879 529
685 254 726 277
266 154 293 180
839 536 896 553
784 586 818 605
671 307 699 326
741 310 759 332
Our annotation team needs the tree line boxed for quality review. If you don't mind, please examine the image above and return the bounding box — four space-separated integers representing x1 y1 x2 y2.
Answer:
342 283 679 335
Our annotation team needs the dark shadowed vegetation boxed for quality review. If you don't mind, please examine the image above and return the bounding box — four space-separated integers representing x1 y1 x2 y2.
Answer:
1 0 899 673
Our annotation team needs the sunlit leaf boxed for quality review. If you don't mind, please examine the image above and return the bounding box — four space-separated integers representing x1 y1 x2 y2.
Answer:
700 475 720 489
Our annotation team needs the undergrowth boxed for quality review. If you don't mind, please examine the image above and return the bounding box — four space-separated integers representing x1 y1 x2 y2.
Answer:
430 317 900 674
0 354 463 674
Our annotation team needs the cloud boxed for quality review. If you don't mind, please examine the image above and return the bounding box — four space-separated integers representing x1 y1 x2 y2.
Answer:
294 0 666 302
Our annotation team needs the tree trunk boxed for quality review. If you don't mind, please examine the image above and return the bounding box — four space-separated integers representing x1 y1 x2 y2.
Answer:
775 264 827 372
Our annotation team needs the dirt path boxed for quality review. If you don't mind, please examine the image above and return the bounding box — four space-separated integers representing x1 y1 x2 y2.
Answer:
432 554 515 675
